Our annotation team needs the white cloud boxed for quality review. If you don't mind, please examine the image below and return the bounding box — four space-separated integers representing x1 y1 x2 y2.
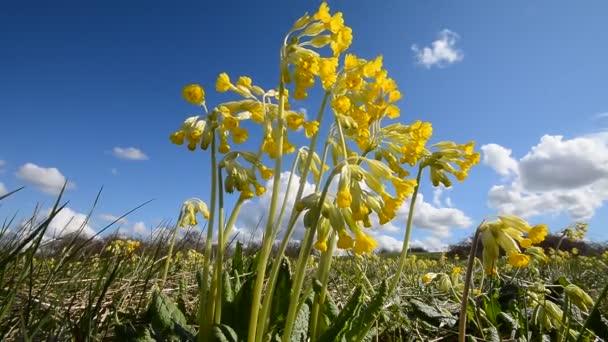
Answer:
100 214 128 225
481 144 519 177
111 168 119 175
112 147 148 161
432 188 443 207
132 221 147 234
45 207 96 238
16 163 75 195
0 182 7 196
483 133 608 220
0 159 5 173
412 29 463 68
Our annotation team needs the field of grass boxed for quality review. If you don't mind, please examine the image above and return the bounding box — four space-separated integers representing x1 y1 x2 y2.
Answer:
1 189 608 341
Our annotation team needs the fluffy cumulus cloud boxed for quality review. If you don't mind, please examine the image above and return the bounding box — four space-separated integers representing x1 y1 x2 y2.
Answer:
0 182 7 196
412 29 464 68
232 172 472 252
112 147 149 161
16 163 75 195
483 133 608 220
44 207 96 238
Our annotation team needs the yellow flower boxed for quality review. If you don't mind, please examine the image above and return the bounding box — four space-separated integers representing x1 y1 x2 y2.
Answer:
314 2 331 23
231 127 248 144
331 26 353 56
452 267 462 275
254 182 266 196
319 57 338 89
422 273 435 284
218 141 230 154
223 116 239 130
388 90 402 103
303 121 320 138
236 76 252 89
259 165 273 180
520 238 532 249
529 224 548 244
336 189 352 208
286 112 305 130
508 252 530 268
314 240 328 252
239 187 255 200
170 131 185 145
294 87 308 100
337 232 354 249
332 96 351 113
216 73 232 92
182 84 205 104
353 231 378 255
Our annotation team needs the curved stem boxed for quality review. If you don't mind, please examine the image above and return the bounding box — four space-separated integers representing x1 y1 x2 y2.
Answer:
458 221 485 342
222 198 245 245
198 131 218 342
387 165 424 295
281 171 337 342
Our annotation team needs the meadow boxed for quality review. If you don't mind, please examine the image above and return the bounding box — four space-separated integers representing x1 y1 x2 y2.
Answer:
2 2 608 341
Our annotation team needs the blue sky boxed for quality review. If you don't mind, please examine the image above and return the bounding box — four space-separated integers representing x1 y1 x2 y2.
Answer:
1 0 607 250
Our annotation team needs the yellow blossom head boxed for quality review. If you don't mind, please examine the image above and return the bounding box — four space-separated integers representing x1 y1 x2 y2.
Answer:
182 84 205 105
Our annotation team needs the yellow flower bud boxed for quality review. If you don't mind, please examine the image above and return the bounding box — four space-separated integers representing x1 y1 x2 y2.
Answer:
182 84 205 104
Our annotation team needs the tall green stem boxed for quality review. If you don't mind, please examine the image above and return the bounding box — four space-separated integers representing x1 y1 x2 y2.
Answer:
458 223 484 342
254 91 330 342
213 169 225 324
247 80 287 342
198 131 218 342
309 230 337 339
388 165 424 295
222 199 245 245
281 172 337 342
160 217 181 288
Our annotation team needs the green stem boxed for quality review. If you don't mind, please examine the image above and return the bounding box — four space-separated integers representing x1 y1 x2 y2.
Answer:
198 131 218 342
213 169 226 324
222 199 245 245
387 165 424 295
458 221 484 342
160 216 181 288
281 172 337 342
254 91 330 342
247 80 287 342
309 230 337 339
575 279 608 342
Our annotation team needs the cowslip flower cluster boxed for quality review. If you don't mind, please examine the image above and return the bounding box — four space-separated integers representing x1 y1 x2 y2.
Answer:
422 141 481 187
105 239 141 256
480 215 549 275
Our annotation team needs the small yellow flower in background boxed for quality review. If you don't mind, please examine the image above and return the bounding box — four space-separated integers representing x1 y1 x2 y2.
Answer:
259 165 274 180
286 112 305 130
508 252 530 268
236 76 252 89
314 240 328 252
182 84 205 105
571 247 579 256
422 272 437 284
179 199 210 227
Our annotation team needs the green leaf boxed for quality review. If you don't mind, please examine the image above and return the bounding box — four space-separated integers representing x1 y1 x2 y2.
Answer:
316 286 364 342
147 289 195 340
222 273 255 340
585 307 608 340
232 241 244 275
290 296 311 342
211 324 239 342
269 258 292 330
347 280 389 342
484 326 500 342
409 299 457 328
223 271 234 305
483 290 502 325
